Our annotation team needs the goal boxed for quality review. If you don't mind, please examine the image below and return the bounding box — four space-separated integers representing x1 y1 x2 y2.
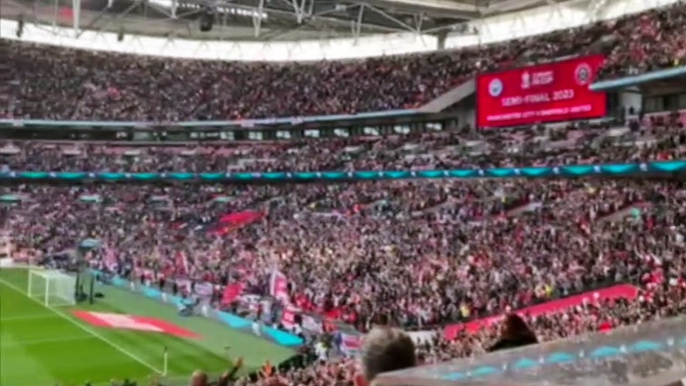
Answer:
27 269 77 307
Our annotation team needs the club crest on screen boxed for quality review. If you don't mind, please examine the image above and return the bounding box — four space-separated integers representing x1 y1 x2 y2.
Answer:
575 63 592 85
488 78 504 97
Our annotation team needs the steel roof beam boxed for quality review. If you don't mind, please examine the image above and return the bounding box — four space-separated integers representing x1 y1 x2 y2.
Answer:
371 0 478 12
484 0 543 13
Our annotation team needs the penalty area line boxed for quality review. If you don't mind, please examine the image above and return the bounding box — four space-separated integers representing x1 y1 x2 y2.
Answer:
0 278 164 375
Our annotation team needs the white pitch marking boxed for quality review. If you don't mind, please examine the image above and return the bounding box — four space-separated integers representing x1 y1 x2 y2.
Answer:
0 278 164 374
0 314 60 322
0 335 98 348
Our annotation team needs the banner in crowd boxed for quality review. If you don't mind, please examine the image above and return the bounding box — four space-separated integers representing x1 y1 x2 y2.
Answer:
269 270 290 304
2 160 682 182
222 283 245 305
407 330 439 345
195 282 214 297
175 251 190 276
477 55 607 128
301 314 324 334
443 284 639 340
332 330 439 355
280 307 299 330
102 246 118 271
337 332 362 356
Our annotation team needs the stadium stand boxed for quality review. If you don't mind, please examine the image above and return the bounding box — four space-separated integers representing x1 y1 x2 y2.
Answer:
3 137 686 385
2 2 686 386
3 4 685 121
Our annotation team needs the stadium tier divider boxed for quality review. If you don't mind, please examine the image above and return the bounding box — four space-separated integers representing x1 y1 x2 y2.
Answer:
0 160 685 183
89 269 304 348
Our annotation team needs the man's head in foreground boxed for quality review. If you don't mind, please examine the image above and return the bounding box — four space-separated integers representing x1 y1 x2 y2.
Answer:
488 313 539 352
190 370 208 386
355 327 417 386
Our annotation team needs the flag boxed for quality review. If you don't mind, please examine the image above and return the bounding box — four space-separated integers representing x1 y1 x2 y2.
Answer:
175 251 190 276
301 315 323 334
269 270 290 305
280 307 299 330
103 246 118 271
195 282 213 297
221 283 245 305
339 332 361 356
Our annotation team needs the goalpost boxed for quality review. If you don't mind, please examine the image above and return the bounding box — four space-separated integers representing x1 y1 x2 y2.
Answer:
27 269 77 307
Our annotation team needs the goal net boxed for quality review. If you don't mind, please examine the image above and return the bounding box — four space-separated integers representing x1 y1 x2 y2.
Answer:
27 269 77 307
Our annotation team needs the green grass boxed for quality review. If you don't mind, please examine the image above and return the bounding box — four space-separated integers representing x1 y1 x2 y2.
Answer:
0 268 294 386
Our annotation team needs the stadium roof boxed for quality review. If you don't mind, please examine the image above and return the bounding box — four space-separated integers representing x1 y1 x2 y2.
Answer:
4 0 590 41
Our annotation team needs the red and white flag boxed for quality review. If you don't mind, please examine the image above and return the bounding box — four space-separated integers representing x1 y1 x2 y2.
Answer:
340 333 361 356
175 251 190 276
269 270 290 305
280 307 299 330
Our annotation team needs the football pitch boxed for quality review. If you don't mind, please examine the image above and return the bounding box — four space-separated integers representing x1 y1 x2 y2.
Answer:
0 268 294 386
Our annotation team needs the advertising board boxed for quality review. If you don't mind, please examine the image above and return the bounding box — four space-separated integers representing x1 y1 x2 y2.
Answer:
477 55 607 128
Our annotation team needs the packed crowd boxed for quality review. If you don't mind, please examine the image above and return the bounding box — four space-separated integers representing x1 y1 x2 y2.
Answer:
598 2 686 79
243 280 686 386
285 300 686 385
3 119 686 329
2 117 685 174
6 177 686 386
3 3 685 121
3 116 685 385
5 179 686 324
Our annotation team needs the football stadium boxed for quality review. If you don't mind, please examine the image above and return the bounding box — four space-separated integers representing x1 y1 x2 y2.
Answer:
1 0 686 385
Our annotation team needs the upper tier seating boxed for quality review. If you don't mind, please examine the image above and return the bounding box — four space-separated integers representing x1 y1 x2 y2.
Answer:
3 4 685 121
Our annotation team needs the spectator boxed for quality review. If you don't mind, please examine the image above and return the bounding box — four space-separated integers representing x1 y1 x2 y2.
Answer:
487 314 538 352
358 328 417 385
190 370 208 386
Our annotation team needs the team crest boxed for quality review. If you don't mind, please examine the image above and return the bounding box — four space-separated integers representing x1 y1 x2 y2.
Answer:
488 78 504 97
574 63 592 85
